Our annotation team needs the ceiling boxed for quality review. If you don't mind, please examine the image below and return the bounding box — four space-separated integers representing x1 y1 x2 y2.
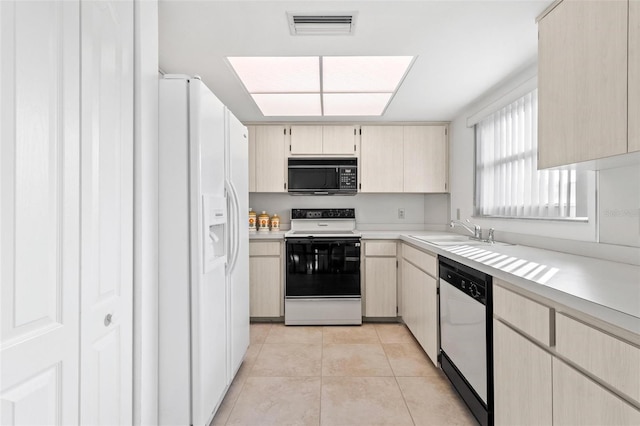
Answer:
158 0 552 123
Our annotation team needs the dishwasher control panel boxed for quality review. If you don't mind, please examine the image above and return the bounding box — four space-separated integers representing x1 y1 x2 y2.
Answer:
439 257 491 305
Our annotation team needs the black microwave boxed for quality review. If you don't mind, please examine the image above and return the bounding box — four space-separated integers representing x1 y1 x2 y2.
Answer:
288 158 358 195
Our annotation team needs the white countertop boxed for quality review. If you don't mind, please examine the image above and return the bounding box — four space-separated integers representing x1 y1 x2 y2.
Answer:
249 230 287 239
394 232 639 337
250 229 640 336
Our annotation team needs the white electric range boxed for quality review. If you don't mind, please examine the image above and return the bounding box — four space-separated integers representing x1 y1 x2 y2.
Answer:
284 208 362 325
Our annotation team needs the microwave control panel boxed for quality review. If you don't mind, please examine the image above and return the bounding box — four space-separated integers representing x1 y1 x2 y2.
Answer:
339 168 357 190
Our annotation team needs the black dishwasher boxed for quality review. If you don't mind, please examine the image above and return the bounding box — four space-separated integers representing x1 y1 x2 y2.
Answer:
439 256 493 426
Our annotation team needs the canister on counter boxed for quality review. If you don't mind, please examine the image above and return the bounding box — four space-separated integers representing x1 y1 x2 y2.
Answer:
257 211 270 232
249 208 256 232
270 214 280 231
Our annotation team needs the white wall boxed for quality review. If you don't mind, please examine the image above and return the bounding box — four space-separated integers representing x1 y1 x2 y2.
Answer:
133 0 159 424
449 62 640 264
599 165 640 247
249 193 449 231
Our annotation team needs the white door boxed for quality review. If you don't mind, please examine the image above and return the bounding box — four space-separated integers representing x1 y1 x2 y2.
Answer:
80 1 134 424
1 2 81 424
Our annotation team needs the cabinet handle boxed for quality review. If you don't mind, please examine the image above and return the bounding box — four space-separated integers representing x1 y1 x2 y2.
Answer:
284 182 287 190
104 313 113 327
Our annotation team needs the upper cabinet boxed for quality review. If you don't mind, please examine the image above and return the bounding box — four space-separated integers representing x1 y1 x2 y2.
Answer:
360 125 448 193
629 0 640 153
250 125 287 192
290 125 358 155
360 126 404 192
537 0 632 168
249 123 448 193
403 125 448 193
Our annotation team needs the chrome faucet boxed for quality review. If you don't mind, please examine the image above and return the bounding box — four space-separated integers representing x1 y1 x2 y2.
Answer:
450 219 482 240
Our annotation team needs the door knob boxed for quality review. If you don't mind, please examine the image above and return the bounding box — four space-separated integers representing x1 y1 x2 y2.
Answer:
104 313 113 327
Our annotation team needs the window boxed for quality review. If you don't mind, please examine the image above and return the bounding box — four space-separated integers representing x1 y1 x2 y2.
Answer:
475 89 587 219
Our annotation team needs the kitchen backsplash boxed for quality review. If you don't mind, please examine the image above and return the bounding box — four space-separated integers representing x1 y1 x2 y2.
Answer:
599 165 640 248
248 193 450 230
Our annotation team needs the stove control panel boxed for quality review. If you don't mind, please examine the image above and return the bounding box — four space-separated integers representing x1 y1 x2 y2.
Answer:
291 208 356 219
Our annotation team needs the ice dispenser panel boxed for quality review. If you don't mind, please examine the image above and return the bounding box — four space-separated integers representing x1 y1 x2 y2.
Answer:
202 194 226 273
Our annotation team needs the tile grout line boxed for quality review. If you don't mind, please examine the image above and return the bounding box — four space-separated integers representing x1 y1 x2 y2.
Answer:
394 374 418 426
381 324 418 426
218 324 273 425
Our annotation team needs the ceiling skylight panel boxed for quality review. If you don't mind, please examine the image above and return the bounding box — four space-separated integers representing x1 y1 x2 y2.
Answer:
228 57 320 93
251 93 321 116
322 56 414 92
323 93 392 116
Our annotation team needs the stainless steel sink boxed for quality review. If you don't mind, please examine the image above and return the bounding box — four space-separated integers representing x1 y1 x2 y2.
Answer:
409 235 514 247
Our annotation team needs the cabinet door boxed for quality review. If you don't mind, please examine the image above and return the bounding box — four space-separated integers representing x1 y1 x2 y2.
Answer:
538 0 628 168
402 259 438 366
401 260 417 335
420 273 438 366
249 256 281 317
364 257 397 317
630 0 640 153
493 320 552 426
553 358 640 426
323 125 357 155
403 126 448 193
360 126 403 192
248 126 256 191
254 126 287 192
290 125 322 155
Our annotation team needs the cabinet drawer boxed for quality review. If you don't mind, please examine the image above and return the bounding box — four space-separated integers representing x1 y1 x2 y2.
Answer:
493 283 553 347
249 241 281 256
364 241 397 256
402 244 436 277
556 313 640 404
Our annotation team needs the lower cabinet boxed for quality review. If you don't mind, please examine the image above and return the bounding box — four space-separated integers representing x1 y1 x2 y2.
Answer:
401 250 438 366
493 282 640 426
249 241 282 317
364 257 397 317
493 319 552 426
363 241 398 318
553 358 640 426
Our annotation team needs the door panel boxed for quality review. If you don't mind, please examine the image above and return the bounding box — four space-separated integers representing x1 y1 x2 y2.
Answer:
80 0 134 424
0 1 80 424
323 125 357 155
360 126 403 192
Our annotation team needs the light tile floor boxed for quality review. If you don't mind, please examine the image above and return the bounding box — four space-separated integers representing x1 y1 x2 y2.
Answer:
211 322 477 426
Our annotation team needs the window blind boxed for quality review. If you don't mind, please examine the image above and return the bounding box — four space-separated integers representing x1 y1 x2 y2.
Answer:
475 89 579 219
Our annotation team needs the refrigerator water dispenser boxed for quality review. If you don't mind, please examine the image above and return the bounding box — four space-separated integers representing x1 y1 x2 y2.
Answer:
203 194 226 273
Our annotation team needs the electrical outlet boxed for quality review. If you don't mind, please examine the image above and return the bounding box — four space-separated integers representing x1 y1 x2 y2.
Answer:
398 208 405 219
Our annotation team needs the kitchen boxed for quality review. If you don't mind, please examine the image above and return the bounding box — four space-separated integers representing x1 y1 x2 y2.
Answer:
1 1 639 426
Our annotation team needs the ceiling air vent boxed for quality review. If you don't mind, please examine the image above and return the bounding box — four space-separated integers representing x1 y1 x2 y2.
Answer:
287 12 357 36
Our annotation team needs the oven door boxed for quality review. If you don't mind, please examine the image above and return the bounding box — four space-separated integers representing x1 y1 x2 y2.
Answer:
285 237 361 298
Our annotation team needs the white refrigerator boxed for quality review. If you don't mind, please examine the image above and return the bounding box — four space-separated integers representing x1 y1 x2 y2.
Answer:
158 75 249 426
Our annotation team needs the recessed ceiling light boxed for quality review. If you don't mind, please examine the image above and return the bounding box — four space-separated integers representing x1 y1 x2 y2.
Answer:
251 93 321 116
227 55 415 117
227 57 320 93
323 56 414 92
323 93 392 116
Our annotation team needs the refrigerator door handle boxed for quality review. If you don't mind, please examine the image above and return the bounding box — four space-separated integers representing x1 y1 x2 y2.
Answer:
230 180 241 273
225 180 240 274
